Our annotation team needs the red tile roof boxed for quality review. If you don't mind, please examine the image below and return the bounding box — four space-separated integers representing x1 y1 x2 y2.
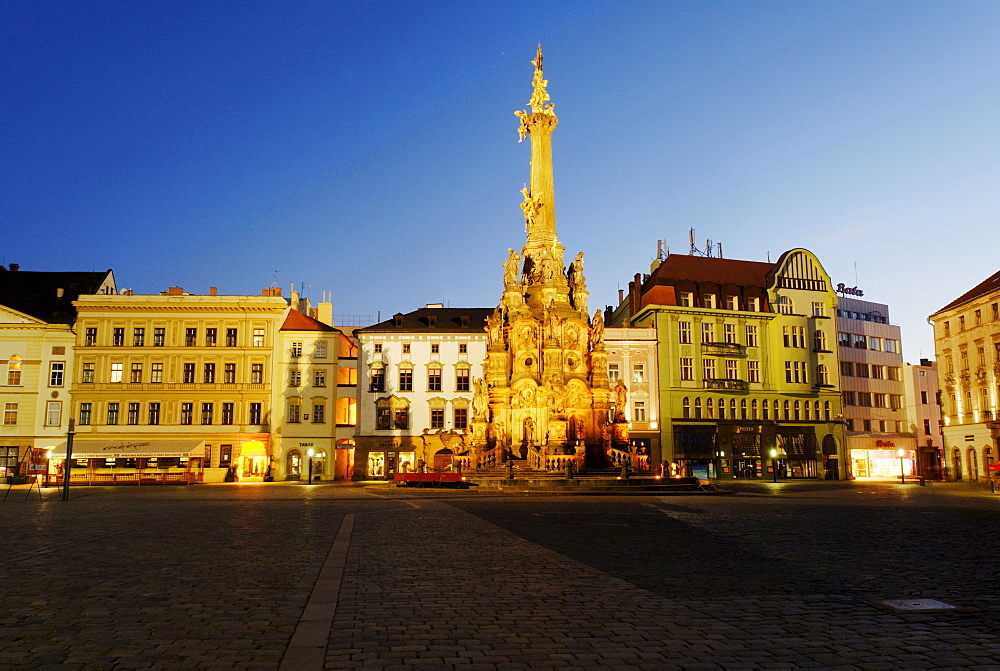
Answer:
648 254 774 288
932 268 1000 316
280 309 337 332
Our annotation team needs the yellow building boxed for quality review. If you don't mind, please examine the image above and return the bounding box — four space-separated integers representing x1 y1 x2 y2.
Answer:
611 248 846 479
59 287 287 483
928 268 1000 481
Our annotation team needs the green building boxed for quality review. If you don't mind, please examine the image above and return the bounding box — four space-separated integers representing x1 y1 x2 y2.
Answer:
610 248 846 480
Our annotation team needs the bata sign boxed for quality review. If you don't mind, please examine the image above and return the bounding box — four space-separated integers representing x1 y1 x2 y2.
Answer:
836 283 864 297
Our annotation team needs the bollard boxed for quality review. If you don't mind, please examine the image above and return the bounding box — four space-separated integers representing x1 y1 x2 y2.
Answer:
620 462 629 480
505 459 514 481
564 461 573 480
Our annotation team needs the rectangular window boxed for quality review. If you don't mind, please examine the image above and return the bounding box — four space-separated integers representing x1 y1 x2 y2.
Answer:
370 369 385 392
608 363 620 382
746 297 760 312
454 408 468 429
314 369 326 387
110 362 123 383
890 394 902 410
49 361 65 387
428 368 442 391
249 403 262 424
312 403 325 423
633 401 646 422
201 402 214 425
702 294 717 309
814 330 828 351
183 363 195 383
133 327 145 346
130 363 142 383
153 327 165 346
459 343 468 355
871 365 885 380
838 332 851 347
226 328 238 347
431 343 440 354
3 402 17 426
398 368 413 391
431 408 445 429
79 402 92 425
868 336 882 351
127 402 140 425
205 328 217 347
678 292 693 307
107 402 120 425
924 419 931 435
858 392 872 407
745 325 758 348
394 407 409 430
251 363 263 384
855 363 869 378
85 327 98 346
840 361 854 376
150 362 163 383
148 402 160 425
224 363 236 384
884 339 898 353
456 368 470 392
784 361 807 383
252 328 265 347
374 343 383 353
725 359 739 380
921 390 929 404
185 328 197 346
315 340 327 357
703 358 716 381
113 327 125 346
678 321 692 344
812 302 825 317
291 341 303 357
221 402 234 425
220 445 232 467
46 401 62 426
747 360 760 383
853 334 867 349
873 393 887 408
180 403 193 425
843 391 856 405
289 370 301 387
680 357 694 381
701 323 714 343
783 326 806 348
82 362 95 383
723 323 737 344
632 363 645 383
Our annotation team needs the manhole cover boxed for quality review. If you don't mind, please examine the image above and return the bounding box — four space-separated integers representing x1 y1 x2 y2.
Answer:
881 598 955 611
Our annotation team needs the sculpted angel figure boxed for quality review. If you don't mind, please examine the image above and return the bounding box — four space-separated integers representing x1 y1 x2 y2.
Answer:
472 378 489 419
590 309 605 350
503 249 520 288
520 187 543 227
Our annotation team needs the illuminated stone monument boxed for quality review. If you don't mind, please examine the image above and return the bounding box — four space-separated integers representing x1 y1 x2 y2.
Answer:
470 46 616 468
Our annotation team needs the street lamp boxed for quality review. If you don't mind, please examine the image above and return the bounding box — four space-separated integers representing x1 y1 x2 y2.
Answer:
307 448 314 485
770 448 778 483
897 448 906 484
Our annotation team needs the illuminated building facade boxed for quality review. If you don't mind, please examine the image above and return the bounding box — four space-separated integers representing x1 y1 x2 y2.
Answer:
836 295 916 480
903 358 945 480
610 248 846 479
0 265 116 480
604 327 660 459
928 269 1000 481
354 305 489 479
62 287 287 483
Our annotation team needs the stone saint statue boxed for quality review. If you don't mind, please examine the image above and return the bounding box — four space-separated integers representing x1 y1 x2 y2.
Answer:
590 309 605 350
520 187 542 228
472 378 489 420
503 249 520 288
486 309 503 348
523 415 535 445
568 252 585 292
614 380 628 418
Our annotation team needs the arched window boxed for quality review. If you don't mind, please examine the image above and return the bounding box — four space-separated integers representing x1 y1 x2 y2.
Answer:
706 398 715 419
730 399 737 416
783 400 790 421
682 397 691 419
793 400 801 420
823 401 832 421
718 397 725 419
751 399 758 420
7 355 22 386
762 399 769 420
694 397 703 419
816 364 829 386
740 399 747 420
804 401 811 420
814 330 827 351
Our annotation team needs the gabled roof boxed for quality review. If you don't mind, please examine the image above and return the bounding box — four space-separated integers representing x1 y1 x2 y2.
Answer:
360 307 493 333
647 254 774 288
280 309 338 332
0 268 116 324
932 268 1000 317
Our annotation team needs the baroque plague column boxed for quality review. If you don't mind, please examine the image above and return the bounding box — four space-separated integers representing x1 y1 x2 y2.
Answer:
471 46 613 465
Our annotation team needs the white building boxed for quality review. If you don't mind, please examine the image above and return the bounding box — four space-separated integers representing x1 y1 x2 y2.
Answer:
604 326 660 460
354 304 490 479
903 358 945 480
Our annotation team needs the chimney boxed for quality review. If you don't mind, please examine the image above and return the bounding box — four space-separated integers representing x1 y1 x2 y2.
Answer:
317 301 333 326
56 288 64 298
8 264 18 271
167 287 184 296
618 288 624 304
209 287 217 296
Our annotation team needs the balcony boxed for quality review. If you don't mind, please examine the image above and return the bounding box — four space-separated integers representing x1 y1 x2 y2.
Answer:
705 378 749 392
701 341 745 357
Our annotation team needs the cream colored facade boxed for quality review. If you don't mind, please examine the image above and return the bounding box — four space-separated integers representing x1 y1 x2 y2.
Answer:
604 327 659 458
928 269 1000 481
903 359 945 479
66 289 288 483
0 306 76 478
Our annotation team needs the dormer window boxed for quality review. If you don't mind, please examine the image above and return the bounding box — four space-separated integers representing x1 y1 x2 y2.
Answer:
460 315 470 328
702 294 717 309
428 315 438 327
678 292 694 307
394 314 404 327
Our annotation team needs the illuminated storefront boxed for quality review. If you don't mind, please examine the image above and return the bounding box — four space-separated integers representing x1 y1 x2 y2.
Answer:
850 438 918 480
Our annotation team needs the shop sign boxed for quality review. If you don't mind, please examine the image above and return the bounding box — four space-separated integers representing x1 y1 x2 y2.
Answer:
875 440 896 448
836 283 864 297
298 442 314 447
100 441 150 452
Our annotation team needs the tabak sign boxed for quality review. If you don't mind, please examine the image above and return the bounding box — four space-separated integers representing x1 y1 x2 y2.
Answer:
836 283 864 297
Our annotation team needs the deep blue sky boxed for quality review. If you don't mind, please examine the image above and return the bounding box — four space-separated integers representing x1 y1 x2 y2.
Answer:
4 1 999 358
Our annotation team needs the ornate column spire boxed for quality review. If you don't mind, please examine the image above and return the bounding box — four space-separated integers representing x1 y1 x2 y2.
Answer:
515 44 559 253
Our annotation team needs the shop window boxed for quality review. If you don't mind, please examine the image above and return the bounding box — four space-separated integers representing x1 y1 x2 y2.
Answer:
220 445 232 467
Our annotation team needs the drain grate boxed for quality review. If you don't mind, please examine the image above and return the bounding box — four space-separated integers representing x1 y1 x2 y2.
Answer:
881 598 956 611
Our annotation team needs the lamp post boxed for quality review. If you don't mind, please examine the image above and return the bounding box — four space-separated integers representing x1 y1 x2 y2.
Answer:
897 448 906 484
770 448 778 483
307 448 314 485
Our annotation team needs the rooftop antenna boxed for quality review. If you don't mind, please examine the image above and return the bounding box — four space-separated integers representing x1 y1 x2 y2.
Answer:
688 228 697 255
272 270 280 287
717 242 723 258
705 239 713 257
